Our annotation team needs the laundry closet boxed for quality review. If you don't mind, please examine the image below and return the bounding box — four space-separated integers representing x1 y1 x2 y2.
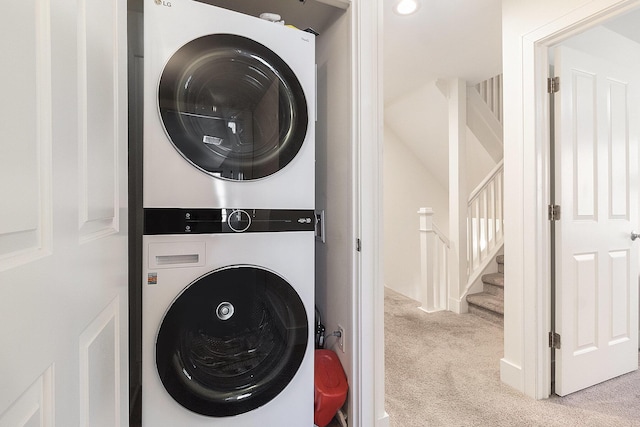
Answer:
128 0 359 425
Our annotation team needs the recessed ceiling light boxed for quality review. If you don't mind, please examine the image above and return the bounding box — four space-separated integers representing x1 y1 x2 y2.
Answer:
394 0 419 15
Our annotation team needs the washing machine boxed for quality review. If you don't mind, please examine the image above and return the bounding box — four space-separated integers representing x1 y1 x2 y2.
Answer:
141 208 315 425
144 0 316 209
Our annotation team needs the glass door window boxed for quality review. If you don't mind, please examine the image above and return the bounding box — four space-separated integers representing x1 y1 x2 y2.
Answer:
155 265 308 416
158 34 308 180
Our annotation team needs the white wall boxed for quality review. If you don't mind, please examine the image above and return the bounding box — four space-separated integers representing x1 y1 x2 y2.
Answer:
382 91 495 302
384 79 496 197
384 81 449 188
466 129 498 193
556 25 640 68
501 0 640 398
383 126 448 301
314 5 355 417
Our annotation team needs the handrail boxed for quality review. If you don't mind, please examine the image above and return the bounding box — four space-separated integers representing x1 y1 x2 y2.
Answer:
467 163 504 279
418 162 504 313
469 159 504 202
431 222 450 249
418 208 449 313
474 74 503 125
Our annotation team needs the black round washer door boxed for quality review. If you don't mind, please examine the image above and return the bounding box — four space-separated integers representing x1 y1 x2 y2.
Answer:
158 34 309 180
156 265 309 417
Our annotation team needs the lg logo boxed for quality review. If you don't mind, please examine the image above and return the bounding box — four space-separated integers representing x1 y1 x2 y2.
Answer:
154 0 172 6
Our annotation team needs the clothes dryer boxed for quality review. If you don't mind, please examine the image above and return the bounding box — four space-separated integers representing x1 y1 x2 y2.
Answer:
141 208 315 425
144 0 315 209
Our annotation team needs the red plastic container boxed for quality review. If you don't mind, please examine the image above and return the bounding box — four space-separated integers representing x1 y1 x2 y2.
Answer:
314 349 348 427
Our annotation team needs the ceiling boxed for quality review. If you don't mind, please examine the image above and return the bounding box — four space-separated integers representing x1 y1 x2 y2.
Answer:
383 0 502 187
383 0 502 103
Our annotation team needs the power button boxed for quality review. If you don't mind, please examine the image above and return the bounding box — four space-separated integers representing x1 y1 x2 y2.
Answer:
228 209 251 232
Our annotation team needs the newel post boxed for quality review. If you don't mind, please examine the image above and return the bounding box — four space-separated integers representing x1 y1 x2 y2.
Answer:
448 78 468 314
418 208 444 312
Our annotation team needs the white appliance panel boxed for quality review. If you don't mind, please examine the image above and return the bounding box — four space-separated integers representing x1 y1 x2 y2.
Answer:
144 0 316 209
141 231 314 426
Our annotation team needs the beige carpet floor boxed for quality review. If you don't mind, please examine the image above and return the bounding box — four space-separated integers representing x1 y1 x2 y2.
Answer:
384 287 640 427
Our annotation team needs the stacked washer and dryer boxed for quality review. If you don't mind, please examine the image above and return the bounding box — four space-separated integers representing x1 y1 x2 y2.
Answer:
142 1 316 425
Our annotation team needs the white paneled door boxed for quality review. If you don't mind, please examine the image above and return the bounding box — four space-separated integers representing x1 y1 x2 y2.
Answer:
0 1 128 426
554 45 639 396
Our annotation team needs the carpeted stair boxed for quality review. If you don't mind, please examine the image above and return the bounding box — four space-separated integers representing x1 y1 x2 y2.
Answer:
466 255 504 325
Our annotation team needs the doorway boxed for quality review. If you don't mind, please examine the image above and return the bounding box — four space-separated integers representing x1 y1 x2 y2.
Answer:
505 0 640 399
380 0 505 423
378 0 640 407
548 8 640 397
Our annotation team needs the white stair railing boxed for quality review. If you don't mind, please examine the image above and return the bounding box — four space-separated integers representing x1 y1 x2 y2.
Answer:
474 74 503 125
418 208 450 313
417 161 504 314
467 74 504 163
467 160 504 284
419 74 504 314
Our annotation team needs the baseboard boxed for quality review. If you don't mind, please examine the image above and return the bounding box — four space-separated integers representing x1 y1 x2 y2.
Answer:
377 412 390 427
448 297 468 314
418 306 445 314
500 358 524 392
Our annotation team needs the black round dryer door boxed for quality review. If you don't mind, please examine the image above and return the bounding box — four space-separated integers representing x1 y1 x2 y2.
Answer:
155 265 309 417
158 34 309 180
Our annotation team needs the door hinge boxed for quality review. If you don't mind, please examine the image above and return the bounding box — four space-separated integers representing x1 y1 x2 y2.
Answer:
549 331 561 349
548 204 561 221
356 238 361 252
548 76 559 93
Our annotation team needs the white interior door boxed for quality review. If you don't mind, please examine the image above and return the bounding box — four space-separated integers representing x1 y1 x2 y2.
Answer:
0 1 129 426
554 45 640 396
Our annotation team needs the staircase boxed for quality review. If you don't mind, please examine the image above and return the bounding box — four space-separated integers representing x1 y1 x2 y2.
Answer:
464 74 504 324
466 255 504 325
417 74 504 316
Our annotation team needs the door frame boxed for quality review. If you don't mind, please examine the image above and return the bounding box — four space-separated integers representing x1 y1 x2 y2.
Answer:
524 0 640 398
352 0 387 425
